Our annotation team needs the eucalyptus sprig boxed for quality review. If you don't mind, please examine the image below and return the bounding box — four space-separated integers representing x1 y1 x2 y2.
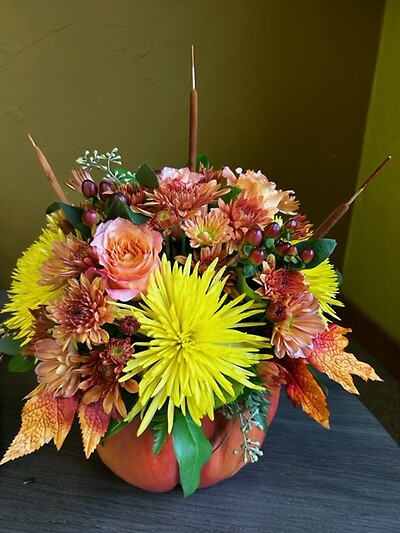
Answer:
76 148 122 180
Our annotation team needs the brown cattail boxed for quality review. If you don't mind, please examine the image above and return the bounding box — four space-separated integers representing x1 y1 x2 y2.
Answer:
313 156 391 239
28 134 68 203
188 45 198 172
312 204 349 240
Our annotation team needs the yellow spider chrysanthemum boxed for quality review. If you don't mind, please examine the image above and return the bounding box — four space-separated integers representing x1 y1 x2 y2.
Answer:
3 220 65 343
122 256 271 435
303 259 343 320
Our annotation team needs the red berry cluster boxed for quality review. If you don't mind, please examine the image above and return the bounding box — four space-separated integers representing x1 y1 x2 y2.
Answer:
242 219 314 270
81 179 128 227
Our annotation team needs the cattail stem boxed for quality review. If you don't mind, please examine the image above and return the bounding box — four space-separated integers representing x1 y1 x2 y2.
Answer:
313 155 391 239
28 134 68 203
188 45 198 172
312 204 349 240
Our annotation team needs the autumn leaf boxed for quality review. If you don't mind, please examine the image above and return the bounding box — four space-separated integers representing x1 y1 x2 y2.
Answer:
1 387 78 465
308 324 383 394
78 400 110 458
278 358 330 429
53 394 80 449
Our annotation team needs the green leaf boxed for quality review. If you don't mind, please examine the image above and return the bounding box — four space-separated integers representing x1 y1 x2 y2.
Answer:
295 238 337 269
114 168 138 185
234 380 271 432
172 410 212 497
150 410 169 455
46 202 91 239
102 417 131 441
264 237 275 249
196 154 209 171
236 269 262 302
213 380 244 409
243 263 257 278
0 335 22 356
136 163 158 188
108 198 149 225
8 354 35 373
242 243 254 257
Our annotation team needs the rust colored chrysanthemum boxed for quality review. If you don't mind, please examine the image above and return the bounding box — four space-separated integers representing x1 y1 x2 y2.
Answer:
255 255 307 302
40 234 98 289
182 211 233 248
285 214 313 240
21 306 53 356
199 165 224 184
79 338 138 417
216 196 273 251
65 169 95 194
116 183 148 209
35 338 81 397
119 315 140 335
48 274 114 349
269 292 325 359
277 190 299 215
147 180 228 229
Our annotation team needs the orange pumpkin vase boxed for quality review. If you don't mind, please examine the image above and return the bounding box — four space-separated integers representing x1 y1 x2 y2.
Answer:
97 386 280 492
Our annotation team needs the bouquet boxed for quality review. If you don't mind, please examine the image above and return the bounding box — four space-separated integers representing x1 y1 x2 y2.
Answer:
0 144 382 495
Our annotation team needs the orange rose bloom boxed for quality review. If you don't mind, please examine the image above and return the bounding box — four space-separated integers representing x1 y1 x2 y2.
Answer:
91 217 163 301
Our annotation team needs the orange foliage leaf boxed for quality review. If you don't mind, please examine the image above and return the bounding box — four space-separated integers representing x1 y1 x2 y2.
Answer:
278 358 330 429
308 324 383 394
78 400 110 458
1 387 78 465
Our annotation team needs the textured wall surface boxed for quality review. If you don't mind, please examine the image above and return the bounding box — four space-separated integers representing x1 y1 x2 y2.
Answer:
0 0 383 287
343 0 400 342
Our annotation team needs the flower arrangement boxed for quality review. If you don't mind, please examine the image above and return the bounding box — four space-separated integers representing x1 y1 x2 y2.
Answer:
0 142 384 495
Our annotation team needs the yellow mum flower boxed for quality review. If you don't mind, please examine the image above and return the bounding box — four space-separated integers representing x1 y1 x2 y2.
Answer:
3 219 65 343
122 256 270 435
303 259 343 320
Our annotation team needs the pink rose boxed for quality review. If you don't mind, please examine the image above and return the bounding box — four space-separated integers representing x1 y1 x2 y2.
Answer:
91 217 163 301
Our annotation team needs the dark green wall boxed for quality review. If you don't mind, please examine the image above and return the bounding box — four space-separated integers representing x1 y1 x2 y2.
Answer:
0 0 384 287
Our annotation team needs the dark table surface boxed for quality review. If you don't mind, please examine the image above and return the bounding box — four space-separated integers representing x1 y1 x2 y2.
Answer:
0 297 399 533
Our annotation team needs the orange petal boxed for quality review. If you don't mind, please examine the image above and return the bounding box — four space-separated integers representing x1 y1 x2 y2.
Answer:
308 324 383 394
78 400 110 458
258 360 286 388
1 388 78 464
280 358 330 429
